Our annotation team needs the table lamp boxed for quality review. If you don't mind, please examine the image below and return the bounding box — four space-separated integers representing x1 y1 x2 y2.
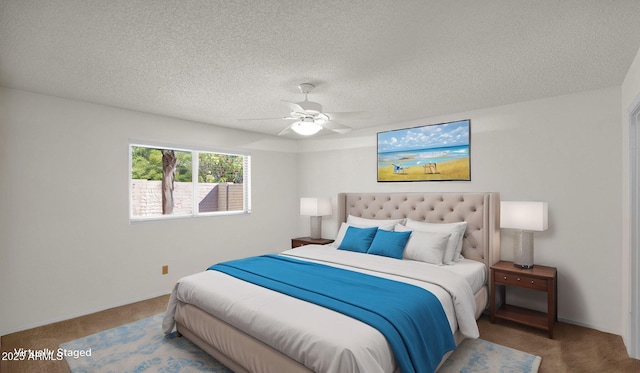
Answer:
500 201 548 268
300 197 332 239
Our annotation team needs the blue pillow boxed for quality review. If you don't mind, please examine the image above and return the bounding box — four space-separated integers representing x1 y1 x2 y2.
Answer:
367 229 411 259
337 226 378 253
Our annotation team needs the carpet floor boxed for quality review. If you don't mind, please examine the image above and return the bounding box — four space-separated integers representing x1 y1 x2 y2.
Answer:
59 313 539 373
477 316 640 372
1 294 639 372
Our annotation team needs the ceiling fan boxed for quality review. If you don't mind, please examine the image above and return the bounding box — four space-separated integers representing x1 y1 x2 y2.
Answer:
240 83 370 136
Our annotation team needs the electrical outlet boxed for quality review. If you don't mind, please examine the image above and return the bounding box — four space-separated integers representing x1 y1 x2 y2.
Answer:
162 265 168 275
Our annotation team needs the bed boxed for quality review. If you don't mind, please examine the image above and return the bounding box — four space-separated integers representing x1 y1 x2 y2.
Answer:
163 192 500 373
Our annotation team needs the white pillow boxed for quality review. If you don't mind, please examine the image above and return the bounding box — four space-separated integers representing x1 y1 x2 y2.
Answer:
394 224 450 265
346 215 406 231
332 222 350 247
405 219 467 264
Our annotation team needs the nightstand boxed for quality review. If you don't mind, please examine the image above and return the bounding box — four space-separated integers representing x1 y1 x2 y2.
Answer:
291 237 334 248
490 261 558 338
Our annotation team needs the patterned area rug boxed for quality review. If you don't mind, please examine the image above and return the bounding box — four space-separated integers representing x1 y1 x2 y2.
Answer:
60 313 232 372
440 338 542 373
61 313 541 373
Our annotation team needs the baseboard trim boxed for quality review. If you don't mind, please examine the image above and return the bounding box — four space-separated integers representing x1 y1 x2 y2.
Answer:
557 317 620 337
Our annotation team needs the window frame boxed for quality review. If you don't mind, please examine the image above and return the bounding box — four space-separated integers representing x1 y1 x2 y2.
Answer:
129 141 251 222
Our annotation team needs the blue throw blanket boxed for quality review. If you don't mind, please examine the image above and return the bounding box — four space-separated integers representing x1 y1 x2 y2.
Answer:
208 254 455 373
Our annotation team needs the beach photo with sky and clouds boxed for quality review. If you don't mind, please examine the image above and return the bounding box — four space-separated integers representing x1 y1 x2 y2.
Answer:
377 120 470 181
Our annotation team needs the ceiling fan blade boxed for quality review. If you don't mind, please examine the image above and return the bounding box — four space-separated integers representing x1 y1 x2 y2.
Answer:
278 124 293 136
325 111 372 120
323 120 352 134
238 117 285 121
281 100 305 113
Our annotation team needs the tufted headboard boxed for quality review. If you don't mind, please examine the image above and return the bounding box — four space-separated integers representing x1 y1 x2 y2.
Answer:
337 192 501 270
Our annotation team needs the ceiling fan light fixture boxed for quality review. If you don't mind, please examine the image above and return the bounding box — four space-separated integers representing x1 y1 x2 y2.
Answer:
291 121 322 136
239 83 358 136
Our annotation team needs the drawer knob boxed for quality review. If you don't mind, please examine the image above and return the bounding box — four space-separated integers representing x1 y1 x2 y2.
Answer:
503 276 507 280
517 277 521 281
531 280 534 284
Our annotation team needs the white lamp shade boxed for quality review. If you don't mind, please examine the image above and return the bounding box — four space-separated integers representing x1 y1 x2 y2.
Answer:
500 201 548 231
300 198 332 216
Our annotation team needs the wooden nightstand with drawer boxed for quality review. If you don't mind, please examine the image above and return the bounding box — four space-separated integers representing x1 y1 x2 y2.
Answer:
291 237 334 248
490 261 558 338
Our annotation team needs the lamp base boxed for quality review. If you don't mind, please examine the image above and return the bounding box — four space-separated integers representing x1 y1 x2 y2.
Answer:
513 230 534 269
309 216 322 239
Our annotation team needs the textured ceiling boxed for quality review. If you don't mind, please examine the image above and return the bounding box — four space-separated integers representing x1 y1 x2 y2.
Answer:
2 0 640 138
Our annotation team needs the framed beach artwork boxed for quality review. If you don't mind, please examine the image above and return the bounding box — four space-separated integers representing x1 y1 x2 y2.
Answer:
377 119 471 182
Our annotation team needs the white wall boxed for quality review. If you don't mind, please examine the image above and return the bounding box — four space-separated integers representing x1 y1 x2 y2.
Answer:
0 88 300 335
621 46 640 356
0 83 629 339
297 86 623 334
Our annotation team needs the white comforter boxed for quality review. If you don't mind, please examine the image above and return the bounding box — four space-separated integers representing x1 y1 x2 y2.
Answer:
163 245 479 373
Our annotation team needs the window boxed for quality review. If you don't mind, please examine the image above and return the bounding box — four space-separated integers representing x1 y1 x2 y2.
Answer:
130 143 251 220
